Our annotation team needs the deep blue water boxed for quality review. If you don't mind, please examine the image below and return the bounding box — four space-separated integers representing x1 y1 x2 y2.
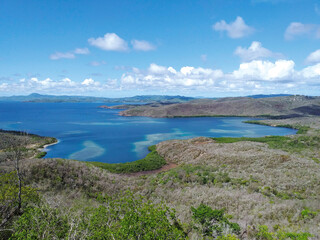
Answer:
0 102 296 163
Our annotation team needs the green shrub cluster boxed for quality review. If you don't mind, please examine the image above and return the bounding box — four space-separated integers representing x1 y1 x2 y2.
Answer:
89 145 166 173
153 165 255 188
191 204 240 238
252 225 312 240
9 192 186 240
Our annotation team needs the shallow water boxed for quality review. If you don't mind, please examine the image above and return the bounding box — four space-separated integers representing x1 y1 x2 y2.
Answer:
0 102 296 163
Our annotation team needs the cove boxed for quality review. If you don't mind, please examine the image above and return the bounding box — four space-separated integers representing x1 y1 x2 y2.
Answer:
0 102 296 163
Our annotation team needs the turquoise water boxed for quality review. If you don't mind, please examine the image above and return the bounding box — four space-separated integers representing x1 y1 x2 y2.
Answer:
0 102 296 163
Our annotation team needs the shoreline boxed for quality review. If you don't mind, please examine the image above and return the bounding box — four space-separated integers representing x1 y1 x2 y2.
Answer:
39 139 60 152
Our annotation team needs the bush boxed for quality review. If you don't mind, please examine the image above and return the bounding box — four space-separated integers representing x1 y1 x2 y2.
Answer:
254 225 312 240
10 192 186 239
191 204 240 238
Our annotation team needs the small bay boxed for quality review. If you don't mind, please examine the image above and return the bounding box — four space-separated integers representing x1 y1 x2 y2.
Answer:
0 102 296 163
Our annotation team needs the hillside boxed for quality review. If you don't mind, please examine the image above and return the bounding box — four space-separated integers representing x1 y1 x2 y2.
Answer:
119 95 320 118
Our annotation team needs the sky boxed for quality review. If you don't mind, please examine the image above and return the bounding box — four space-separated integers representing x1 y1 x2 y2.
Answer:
0 0 320 97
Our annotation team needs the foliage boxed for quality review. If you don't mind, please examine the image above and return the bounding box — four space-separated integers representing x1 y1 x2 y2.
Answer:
299 207 318 220
35 151 47 158
217 234 240 240
254 225 312 240
0 171 39 221
212 134 320 155
89 145 166 173
10 205 69 240
191 204 240 238
9 192 186 239
152 164 254 188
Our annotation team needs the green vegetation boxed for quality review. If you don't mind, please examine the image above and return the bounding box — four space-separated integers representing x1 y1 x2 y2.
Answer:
252 225 312 240
151 164 255 188
9 191 186 240
89 145 166 173
212 134 320 156
35 151 47 158
191 204 240 238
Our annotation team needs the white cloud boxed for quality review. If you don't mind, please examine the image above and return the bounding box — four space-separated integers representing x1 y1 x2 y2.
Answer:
305 49 320 64
90 61 107 66
131 40 156 51
50 52 75 60
232 60 295 81
81 78 99 86
74 48 90 55
234 41 283 62
213 16 254 39
88 33 128 51
300 63 320 78
148 63 168 74
285 22 320 40
3 60 320 95
50 48 90 60
119 59 320 93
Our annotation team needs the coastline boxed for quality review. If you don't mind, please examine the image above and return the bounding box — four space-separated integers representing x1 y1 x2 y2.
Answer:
39 139 59 152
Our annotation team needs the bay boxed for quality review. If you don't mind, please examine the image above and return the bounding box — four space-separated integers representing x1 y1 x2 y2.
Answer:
0 102 296 163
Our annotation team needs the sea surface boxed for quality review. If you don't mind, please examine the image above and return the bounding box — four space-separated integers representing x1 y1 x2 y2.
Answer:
0 102 297 163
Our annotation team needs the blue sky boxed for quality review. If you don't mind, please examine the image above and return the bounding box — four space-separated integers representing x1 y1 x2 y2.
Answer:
1 0 320 97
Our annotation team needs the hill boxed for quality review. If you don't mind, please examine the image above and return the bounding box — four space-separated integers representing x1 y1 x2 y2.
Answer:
119 95 320 118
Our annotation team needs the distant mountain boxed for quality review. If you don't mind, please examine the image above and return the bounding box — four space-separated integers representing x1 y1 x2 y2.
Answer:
0 93 194 103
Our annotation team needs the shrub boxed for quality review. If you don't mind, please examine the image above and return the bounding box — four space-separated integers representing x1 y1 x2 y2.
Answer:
191 204 240 238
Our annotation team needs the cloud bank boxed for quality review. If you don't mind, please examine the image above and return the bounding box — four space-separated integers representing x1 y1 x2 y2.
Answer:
2 59 320 95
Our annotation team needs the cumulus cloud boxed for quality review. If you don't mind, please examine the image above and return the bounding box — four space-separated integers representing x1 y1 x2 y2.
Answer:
234 41 283 62
131 40 156 51
305 49 320 64
88 33 128 51
50 48 90 60
81 78 99 86
285 22 320 40
213 16 254 39
119 60 320 93
232 60 295 81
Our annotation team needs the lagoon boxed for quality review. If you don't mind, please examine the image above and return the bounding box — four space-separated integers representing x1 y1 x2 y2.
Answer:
0 102 296 163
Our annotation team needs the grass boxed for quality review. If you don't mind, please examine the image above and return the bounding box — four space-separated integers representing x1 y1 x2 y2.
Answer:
88 145 166 173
